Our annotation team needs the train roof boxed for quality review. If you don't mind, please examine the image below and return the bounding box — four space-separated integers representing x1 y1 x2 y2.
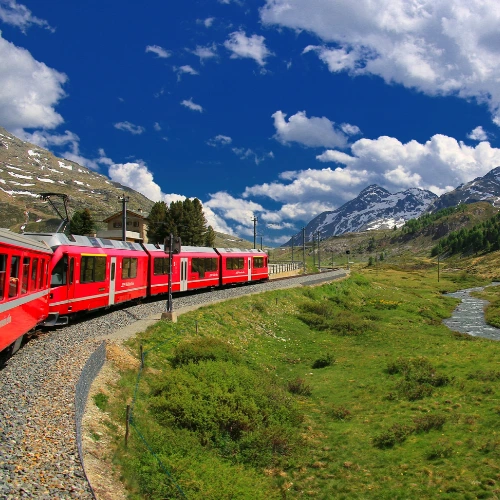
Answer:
0 228 53 254
215 248 266 254
142 244 217 255
23 232 144 251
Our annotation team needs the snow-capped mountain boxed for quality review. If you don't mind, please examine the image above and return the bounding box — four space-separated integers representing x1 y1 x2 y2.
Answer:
284 185 437 245
426 166 500 212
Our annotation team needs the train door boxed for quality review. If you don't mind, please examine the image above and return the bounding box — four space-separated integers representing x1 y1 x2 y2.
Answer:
66 256 75 311
109 257 116 305
180 258 188 291
248 257 251 281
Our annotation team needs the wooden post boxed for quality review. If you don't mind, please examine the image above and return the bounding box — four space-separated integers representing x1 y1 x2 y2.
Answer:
140 345 144 368
125 404 130 446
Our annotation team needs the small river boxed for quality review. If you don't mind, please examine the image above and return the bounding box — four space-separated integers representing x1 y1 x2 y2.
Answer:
443 282 500 340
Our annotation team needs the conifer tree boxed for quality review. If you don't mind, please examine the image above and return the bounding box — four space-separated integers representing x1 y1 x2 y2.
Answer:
146 201 169 244
205 225 216 247
69 209 95 235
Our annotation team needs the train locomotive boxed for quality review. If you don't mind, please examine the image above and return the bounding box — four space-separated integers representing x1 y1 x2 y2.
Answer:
0 230 269 354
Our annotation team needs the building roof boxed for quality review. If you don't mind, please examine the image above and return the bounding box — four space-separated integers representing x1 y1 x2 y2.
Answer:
103 210 148 223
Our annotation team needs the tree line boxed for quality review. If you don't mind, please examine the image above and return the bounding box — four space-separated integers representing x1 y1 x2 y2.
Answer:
67 198 216 248
402 204 467 235
431 212 500 256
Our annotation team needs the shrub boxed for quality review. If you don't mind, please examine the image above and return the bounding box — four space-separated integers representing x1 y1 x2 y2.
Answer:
467 370 500 381
93 392 109 411
426 439 453 460
329 405 351 421
312 354 334 369
287 377 312 396
373 423 413 449
413 414 446 433
170 337 242 368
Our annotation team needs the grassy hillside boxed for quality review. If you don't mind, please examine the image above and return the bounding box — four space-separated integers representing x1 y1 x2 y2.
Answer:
88 250 500 499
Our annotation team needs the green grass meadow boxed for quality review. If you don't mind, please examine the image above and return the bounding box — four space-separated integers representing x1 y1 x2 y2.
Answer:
99 264 500 499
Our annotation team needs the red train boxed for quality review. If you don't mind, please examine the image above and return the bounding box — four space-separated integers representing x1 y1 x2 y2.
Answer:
0 229 53 355
0 231 269 353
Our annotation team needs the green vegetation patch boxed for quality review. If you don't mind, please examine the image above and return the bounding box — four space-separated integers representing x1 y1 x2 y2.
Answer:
103 264 500 499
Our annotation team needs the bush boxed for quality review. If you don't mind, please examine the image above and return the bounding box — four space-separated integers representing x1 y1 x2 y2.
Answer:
413 414 446 433
287 377 312 396
373 423 413 449
426 439 453 460
329 405 351 421
93 392 109 411
149 360 303 468
312 354 334 369
170 337 242 368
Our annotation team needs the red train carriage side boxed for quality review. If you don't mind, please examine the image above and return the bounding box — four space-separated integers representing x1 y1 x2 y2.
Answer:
0 229 52 354
24 233 148 325
144 244 220 296
215 248 269 285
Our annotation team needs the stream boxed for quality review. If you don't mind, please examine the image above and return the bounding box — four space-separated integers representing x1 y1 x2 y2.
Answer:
443 282 500 340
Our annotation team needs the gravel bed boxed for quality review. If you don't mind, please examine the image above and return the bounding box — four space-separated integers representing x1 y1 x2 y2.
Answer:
0 270 346 499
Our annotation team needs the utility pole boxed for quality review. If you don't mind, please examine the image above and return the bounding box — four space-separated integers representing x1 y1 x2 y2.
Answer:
119 195 130 241
302 227 306 271
312 234 315 267
291 235 294 262
317 231 321 270
251 216 258 248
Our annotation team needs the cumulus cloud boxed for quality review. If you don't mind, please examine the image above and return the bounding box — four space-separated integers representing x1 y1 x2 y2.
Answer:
261 0 500 124
114 121 145 135
468 126 488 141
153 122 161 131
0 34 67 131
145 44 171 58
243 132 500 222
0 0 54 32
204 192 265 229
207 134 232 146
181 98 203 112
232 148 274 165
224 31 272 66
191 44 217 61
341 123 361 136
272 110 349 148
174 65 199 80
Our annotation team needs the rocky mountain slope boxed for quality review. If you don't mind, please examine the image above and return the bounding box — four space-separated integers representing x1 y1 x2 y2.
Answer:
426 166 500 212
0 127 154 231
285 185 437 245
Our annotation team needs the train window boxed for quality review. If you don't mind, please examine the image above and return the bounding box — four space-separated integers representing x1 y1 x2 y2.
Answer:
122 258 138 279
0 254 6 300
80 256 106 283
253 257 265 269
40 259 47 289
9 255 20 298
51 256 68 287
153 257 170 275
226 257 244 270
21 257 30 294
192 258 218 276
69 258 75 285
31 258 39 291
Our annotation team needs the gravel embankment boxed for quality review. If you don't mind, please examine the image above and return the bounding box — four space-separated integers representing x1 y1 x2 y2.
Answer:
0 270 347 499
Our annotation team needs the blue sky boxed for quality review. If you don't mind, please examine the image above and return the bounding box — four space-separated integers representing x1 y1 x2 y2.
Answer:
2 0 500 244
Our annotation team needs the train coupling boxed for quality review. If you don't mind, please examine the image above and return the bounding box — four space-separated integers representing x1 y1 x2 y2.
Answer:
43 313 69 327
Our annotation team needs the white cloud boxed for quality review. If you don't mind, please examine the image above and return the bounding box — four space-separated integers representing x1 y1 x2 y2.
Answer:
232 147 274 165
0 34 67 131
204 17 215 27
191 44 217 61
181 98 203 112
108 161 163 201
174 65 199 80
341 123 361 136
114 121 145 135
467 126 488 141
272 110 348 148
0 0 53 32
154 122 161 131
205 192 265 227
261 0 500 124
224 31 272 66
207 134 232 146
145 45 171 58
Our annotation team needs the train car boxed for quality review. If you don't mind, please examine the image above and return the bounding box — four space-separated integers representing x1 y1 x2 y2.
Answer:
0 229 52 354
215 248 269 285
24 233 149 325
143 244 220 296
